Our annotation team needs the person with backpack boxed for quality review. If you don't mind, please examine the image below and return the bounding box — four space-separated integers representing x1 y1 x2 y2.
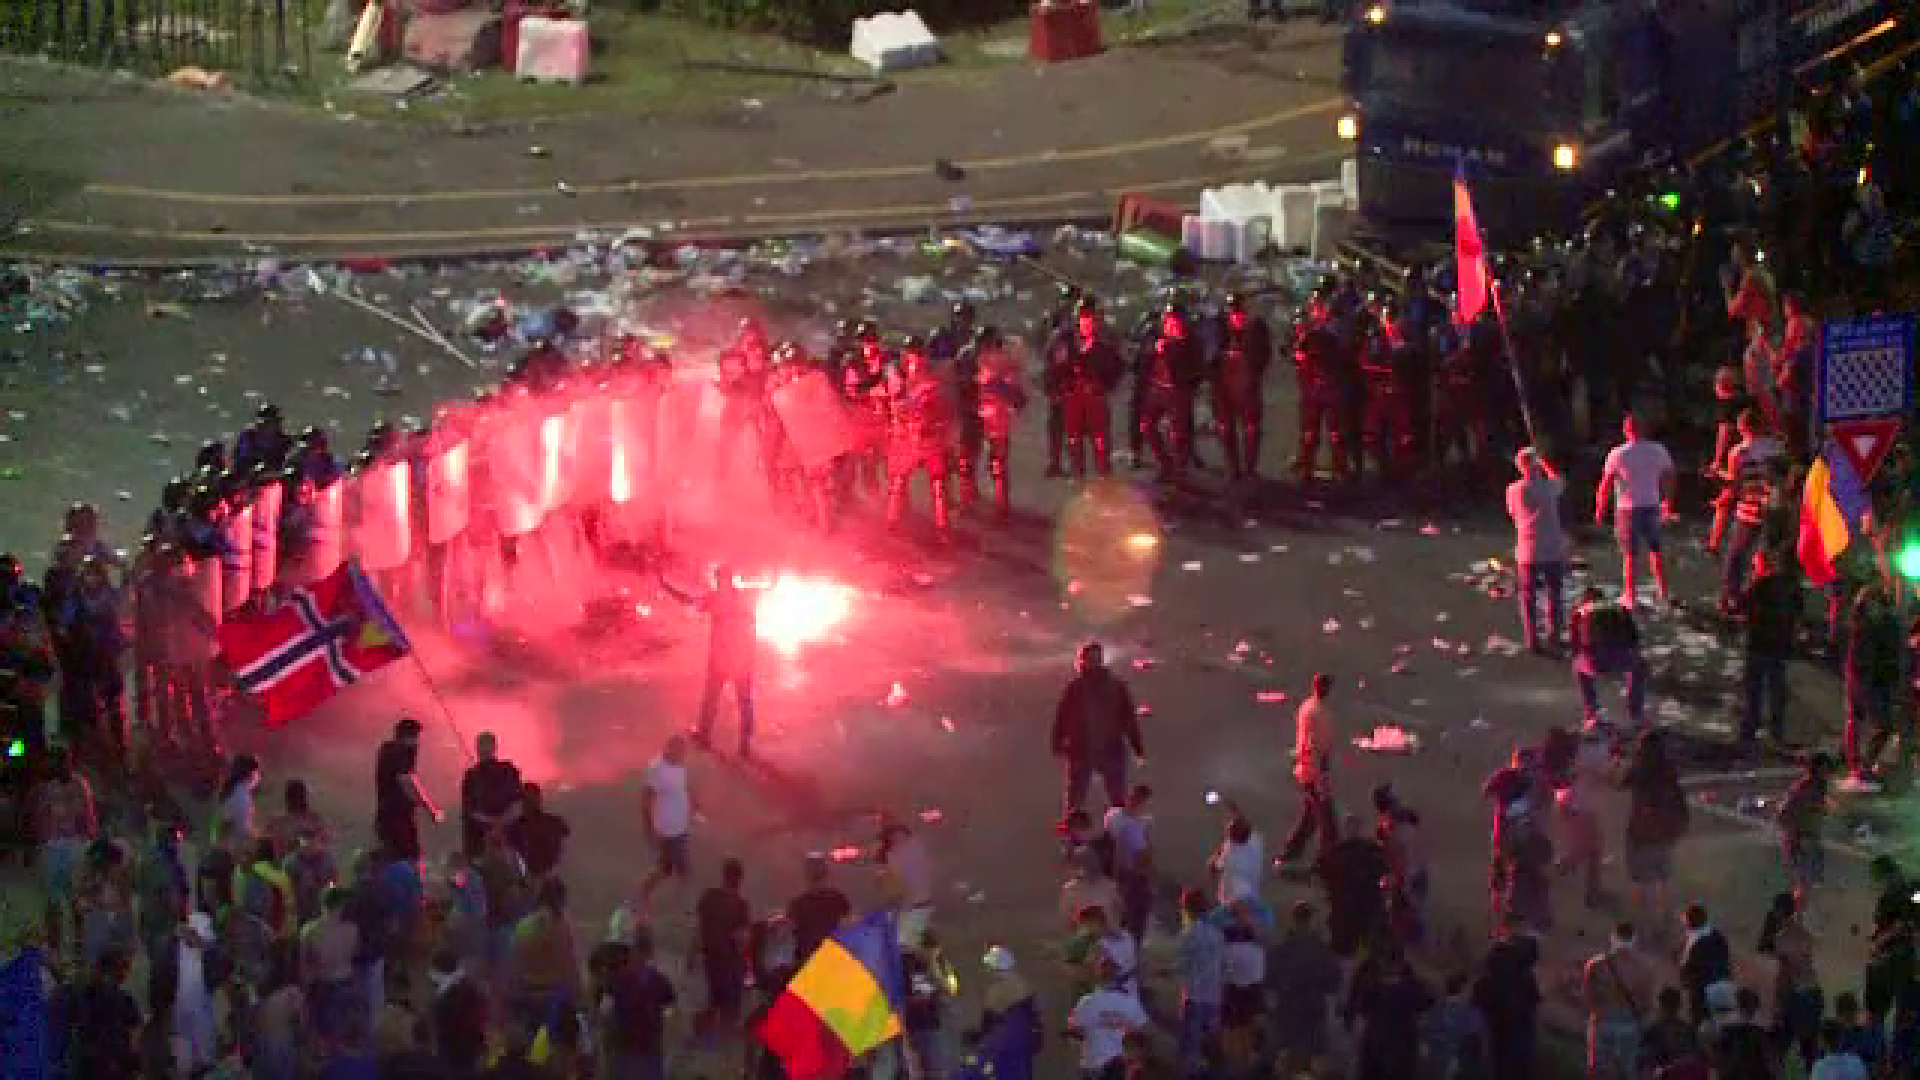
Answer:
1572 588 1649 729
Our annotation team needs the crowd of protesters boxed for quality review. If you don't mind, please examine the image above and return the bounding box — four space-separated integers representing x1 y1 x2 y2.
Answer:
0 39 1916 1080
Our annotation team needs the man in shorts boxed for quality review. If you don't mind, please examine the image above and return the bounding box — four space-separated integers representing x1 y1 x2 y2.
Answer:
1593 412 1675 608
640 735 693 911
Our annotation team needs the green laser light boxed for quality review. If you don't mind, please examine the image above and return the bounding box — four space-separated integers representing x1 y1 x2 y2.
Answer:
1898 543 1920 581
4 739 23 759
1658 191 1681 211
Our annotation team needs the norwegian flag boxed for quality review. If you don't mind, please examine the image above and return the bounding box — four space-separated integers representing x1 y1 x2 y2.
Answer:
1454 162 1490 327
216 562 411 728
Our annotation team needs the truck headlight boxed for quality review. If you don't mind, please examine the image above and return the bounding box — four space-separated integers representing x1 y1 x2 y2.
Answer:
1552 143 1579 171
1337 114 1358 141
1365 4 1387 23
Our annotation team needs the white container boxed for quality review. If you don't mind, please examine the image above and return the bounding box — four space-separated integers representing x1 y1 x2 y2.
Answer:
851 10 941 72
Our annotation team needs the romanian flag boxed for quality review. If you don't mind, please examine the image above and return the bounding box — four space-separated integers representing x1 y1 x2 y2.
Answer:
1454 162 1490 326
216 561 411 727
755 911 905 1079
1797 444 1871 588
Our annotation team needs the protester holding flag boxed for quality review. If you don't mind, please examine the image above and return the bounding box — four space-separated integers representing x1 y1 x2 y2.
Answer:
374 715 441 862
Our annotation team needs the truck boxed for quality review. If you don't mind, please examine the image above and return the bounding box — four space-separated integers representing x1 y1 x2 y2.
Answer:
1337 0 1911 241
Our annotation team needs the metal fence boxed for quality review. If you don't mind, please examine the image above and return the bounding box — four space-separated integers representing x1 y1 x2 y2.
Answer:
0 0 314 84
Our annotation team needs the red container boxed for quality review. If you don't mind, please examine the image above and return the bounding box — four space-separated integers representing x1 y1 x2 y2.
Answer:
1029 1 1101 65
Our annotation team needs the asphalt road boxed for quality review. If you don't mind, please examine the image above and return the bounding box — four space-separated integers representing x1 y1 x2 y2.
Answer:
0 239 1904 1076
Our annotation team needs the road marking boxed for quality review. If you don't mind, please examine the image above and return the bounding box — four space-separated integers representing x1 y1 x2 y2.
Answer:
77 97 1344 207
18 158 1348 252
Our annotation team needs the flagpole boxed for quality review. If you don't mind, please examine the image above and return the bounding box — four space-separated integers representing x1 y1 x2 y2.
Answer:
1487 282 1542 449
408 651 476 765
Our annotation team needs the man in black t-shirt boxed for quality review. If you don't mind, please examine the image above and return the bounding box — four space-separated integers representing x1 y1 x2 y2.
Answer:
459 731 522 858
504 783 570 881
1741 547 1801 745
696 857 753 1034
786 852 851 963
375 716 441 861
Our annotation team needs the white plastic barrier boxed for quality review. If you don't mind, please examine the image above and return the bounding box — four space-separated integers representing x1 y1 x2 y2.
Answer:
1198 181 1277 223
516 16 589 84
851 10 941 72
1311 180 1351 260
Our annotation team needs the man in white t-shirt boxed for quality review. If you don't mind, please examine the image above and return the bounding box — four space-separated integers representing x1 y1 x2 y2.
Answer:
640 735 693 906
1506 447 1569 652
1068 955 1149 1077
1593 412 1675 607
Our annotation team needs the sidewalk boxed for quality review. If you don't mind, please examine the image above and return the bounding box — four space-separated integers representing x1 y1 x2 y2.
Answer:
0 24 1348 261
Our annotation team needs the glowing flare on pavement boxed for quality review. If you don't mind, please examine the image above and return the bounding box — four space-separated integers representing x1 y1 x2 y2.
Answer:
757 576 853 654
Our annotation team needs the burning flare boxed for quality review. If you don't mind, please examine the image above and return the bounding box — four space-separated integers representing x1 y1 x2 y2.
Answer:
756 576 854 655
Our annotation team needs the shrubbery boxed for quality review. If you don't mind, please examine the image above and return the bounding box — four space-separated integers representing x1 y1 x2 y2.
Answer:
653 0 1029 48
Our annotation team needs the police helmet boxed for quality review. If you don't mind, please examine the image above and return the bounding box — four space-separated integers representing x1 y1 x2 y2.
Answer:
299 425 328 448
506 355 532 382
738 317 767 343
550 306 580 340
1223 291 1248 312
973 324 1002 349
832 318 855 342
195 440 227 471
854 320 881 344
64 502 99 536
950 301 976 325
1 553 21 585
160 477 191 512
1075 295 1100 315
898 334 927 354
188 484 222 516
773 341 807 368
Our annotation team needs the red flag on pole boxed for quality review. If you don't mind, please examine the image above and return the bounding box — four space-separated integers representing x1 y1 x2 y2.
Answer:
1454 163 1490 326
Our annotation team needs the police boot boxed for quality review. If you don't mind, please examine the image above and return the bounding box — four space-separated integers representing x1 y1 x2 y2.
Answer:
1093 433 1113 477
1295 434 1317 484
1222 423 1245 481
991 458 1011 524
957 455 978 509
1244 418 1264 479
885 476 909 529
1068 435 1087 478
1046 405 1066 477
931 475 953 542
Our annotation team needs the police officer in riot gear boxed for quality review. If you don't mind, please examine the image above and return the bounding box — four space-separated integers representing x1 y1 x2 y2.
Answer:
1294 282 1353 484
840 320 892 500
234 403 293 476
974 326 1028 525
767 342 839 533
929 301 977 370
885 336 956 541
1048 299 1123 478
294 426 342 489
1136 303 1202 483
716 317 778 493
1039 283 1082 476
1212 292 1272 481
952 324 988 507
